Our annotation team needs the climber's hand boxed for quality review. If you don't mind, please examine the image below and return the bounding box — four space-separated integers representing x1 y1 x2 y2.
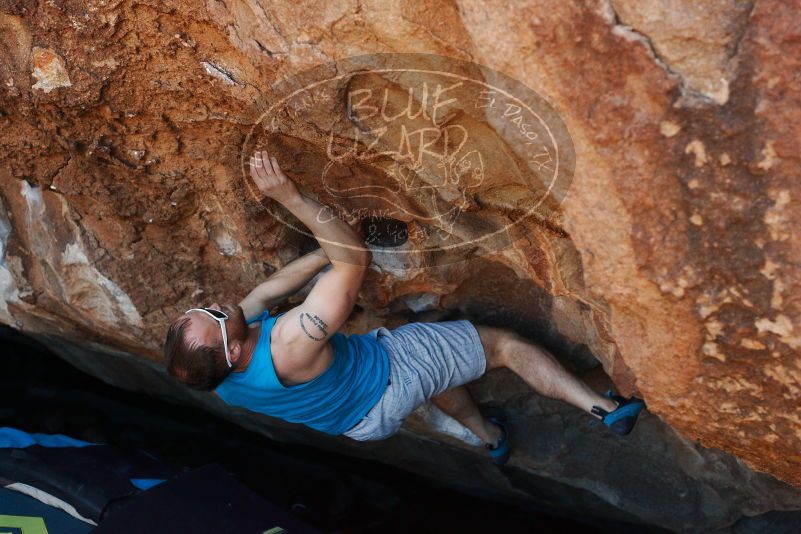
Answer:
249 150 301 204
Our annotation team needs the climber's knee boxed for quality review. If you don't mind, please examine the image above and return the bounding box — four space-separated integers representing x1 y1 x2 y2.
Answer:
474 324 522 371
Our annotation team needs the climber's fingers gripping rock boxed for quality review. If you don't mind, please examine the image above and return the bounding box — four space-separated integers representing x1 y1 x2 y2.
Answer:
249 150 300 204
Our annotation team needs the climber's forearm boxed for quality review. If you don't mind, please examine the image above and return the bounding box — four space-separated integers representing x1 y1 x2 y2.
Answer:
281 194 371 268
247 150 369 268
238 248 329 318
270 247 330 294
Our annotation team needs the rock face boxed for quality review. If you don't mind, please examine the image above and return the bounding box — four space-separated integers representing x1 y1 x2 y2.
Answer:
1 0 800 529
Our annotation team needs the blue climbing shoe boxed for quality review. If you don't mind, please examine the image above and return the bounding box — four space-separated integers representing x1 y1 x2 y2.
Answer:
485 416 510 465
591 391 646 436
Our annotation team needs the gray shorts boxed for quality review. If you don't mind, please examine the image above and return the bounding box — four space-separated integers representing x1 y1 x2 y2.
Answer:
342 319 487 441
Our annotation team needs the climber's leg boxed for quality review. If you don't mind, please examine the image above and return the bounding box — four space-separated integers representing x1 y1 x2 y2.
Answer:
431 385 503 446
474 325 617 416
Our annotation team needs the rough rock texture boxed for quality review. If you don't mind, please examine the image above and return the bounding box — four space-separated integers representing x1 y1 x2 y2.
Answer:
1 0 801 529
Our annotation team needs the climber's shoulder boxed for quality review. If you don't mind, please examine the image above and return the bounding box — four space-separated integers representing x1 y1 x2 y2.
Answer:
267 309 335 385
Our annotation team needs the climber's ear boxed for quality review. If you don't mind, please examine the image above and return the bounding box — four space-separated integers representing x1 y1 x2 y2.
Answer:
228 340 243 365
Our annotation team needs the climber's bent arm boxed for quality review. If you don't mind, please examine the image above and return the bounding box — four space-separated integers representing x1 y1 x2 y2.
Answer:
237 247 330 320
247 150 371 369
281 194 371 268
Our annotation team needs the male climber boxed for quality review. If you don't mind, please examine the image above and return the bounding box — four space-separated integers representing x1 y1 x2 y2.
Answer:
163 151 645 464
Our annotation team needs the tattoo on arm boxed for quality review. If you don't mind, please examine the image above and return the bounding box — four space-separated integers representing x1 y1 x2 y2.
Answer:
299 312 328 341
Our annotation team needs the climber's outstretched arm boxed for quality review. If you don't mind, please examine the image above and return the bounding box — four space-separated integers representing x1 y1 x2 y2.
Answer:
247 150 370 268
237 247 330 320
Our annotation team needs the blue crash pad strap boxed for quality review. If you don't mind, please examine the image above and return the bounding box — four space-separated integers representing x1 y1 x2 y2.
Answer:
0 428 96 449
129 479 165 491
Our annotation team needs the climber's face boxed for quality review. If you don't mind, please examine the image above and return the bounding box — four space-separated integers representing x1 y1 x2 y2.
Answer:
182 303 249 366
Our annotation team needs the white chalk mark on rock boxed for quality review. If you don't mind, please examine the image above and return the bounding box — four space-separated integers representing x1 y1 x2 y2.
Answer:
201 61 237 85
62 243 144 328
31 47 72 93
17 180 143 330
0 197 20 325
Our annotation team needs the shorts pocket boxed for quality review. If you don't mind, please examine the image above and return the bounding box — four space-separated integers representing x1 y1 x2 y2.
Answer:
391 369 421 420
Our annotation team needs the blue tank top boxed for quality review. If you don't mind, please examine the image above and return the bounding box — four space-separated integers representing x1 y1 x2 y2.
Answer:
214 310 390 435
